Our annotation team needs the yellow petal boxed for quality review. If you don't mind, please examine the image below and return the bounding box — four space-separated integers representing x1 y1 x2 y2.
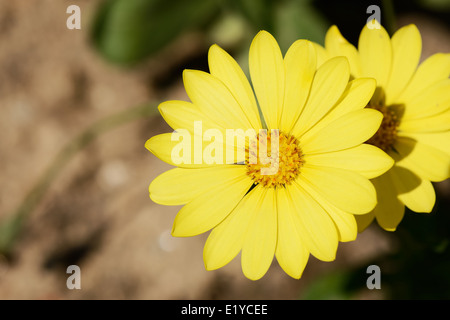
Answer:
324 78 376 119
358 20 392 103
292 56 350 137
150 165 247 205
241 187 277 280
400 131 450 157
281 40 316 133
145 133 192 168
203 184 265 271
305 144 394 179
301 108 383 154
183 69 253 130
275 187 310 279
145 132 244 167
393 137 450 182
159 99 260 163
159 100 228 133
249 30 285 129
397 53 450 104
325 25 362 76
385 24 422 105
400 79 450 121
299 165 377 215
399 110 450 133
208 44 262 130
355 211 375 233
371 171 405 231
390 165 436 213
284 182 338 261
304 78 376 138
299 182 357 242
171 171 253 237
311 42 329 68
321 203 357 243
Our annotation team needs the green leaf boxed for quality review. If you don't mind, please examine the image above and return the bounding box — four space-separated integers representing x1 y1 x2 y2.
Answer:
91 0 219 65
227 0 276 32
274 0 329 53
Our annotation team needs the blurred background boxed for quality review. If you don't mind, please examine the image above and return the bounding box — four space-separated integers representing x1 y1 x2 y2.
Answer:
0 0 449 299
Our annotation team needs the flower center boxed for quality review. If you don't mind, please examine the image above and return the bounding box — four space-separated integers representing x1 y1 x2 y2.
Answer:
246 131 304 188
366 105 399 153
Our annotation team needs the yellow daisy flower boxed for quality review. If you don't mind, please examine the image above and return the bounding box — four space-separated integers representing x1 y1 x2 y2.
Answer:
146 31 393 280
317 20 450 231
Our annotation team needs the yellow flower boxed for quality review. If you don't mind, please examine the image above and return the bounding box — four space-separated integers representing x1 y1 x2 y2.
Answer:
317 20 450 231
146 31 393 280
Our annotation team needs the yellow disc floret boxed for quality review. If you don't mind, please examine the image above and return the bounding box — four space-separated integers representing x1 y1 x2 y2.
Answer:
246 131 303 188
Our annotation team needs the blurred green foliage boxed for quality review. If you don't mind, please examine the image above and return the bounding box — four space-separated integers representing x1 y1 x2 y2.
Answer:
91 0 450 66
91 0 220 65
90 0 329 66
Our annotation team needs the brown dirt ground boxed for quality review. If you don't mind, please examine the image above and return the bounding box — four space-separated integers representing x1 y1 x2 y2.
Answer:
0 1 448 300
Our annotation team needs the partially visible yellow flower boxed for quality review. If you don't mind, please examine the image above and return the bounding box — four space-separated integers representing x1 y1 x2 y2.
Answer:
146 31 393 280
317 20 450 231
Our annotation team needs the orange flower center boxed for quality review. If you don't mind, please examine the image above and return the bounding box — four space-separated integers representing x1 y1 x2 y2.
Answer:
246 131 303 188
